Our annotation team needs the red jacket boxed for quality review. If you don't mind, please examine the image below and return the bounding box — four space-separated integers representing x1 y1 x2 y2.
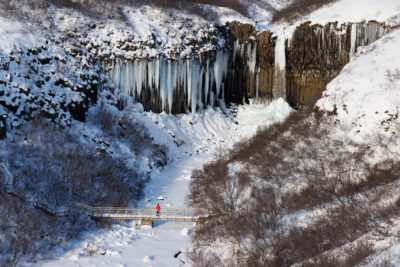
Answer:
156 204 160 211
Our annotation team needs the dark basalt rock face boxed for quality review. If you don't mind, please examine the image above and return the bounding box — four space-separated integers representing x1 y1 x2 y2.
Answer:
106 20 388 113
0 114 7 139
226 22 276 102
225 20 387 109
285 21 386 107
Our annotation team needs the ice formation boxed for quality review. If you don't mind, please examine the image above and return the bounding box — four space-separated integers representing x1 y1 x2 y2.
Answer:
273 32 286 100
107 22 386 113
246 42 257 75
351 22 385 58
108 51 230 113
351 23 357 56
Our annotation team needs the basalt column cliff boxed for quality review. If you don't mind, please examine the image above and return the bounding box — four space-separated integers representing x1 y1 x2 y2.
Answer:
105 21 388 113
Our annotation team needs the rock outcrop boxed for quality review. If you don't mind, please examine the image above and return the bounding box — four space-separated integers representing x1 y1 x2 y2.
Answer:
286 21 386 107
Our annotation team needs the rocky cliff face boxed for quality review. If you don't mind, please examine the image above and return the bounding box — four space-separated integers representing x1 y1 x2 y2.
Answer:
227 22 275 102
105 20 388 113
226 20 388 108
286 21 386 107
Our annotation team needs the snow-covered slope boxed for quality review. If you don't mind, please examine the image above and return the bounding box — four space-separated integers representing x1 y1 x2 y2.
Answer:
317 28 400 151
0 17 35 50
199 0 291 30
52 4 227 60
304 0 400 26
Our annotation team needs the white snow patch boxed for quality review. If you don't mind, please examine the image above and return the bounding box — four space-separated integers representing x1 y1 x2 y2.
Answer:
142 255 154 262
0 17 35 50
316 28 400 151
180 228 190 236
305 0 400 26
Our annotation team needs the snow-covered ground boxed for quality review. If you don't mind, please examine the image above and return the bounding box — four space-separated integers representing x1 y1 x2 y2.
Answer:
0 17 34 50
304 0 400 26
27 99 292 267
317 28 400 156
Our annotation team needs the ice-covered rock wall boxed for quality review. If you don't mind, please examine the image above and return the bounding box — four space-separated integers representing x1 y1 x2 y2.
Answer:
108 52 232 113
105 21 389 113
273 32 287 100
286 21 387 107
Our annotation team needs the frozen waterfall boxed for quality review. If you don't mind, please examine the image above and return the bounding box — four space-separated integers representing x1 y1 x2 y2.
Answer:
273 32 286 100
108 51 230 113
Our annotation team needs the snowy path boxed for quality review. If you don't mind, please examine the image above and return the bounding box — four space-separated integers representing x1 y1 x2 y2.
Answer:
140 154 212 209
29 99 292 267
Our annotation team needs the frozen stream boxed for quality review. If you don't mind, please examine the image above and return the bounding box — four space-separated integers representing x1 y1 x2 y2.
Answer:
29 99 292 267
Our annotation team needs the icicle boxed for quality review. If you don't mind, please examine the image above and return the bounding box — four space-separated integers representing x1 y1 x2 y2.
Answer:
214 53 221 98
197 63 203 112
213 50 229 99
159 58 168 111
273 31 287 100
246 43 257 75
148 60 154 92
186 59 191 108
350 23 357 56
167 60 173 113
180 58 186 100
107 49 232 113
204 59 210 105
210 91 214 107
135 60 145 97
155 58 160 90
232 40 239 64
255 67 260 99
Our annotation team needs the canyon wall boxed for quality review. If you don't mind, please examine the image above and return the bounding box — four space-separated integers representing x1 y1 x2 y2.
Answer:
106 21 388 113
286 21 386 107
227 20 387 108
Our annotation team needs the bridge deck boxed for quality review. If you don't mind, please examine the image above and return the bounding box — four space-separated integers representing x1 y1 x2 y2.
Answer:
86 207 208 222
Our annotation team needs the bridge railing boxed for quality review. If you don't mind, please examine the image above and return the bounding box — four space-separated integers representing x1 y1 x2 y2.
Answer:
88 206 208 220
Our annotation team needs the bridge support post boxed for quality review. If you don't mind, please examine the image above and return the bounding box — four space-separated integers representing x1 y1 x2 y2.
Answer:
140 219 153 227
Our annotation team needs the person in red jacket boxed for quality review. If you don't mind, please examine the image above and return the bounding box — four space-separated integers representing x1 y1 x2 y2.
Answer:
156 203 160 216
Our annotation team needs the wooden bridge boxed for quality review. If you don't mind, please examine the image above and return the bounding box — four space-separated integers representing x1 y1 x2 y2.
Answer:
76 204 208 226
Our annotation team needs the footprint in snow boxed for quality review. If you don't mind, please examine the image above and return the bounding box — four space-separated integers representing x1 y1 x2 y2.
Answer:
142 255 154 262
